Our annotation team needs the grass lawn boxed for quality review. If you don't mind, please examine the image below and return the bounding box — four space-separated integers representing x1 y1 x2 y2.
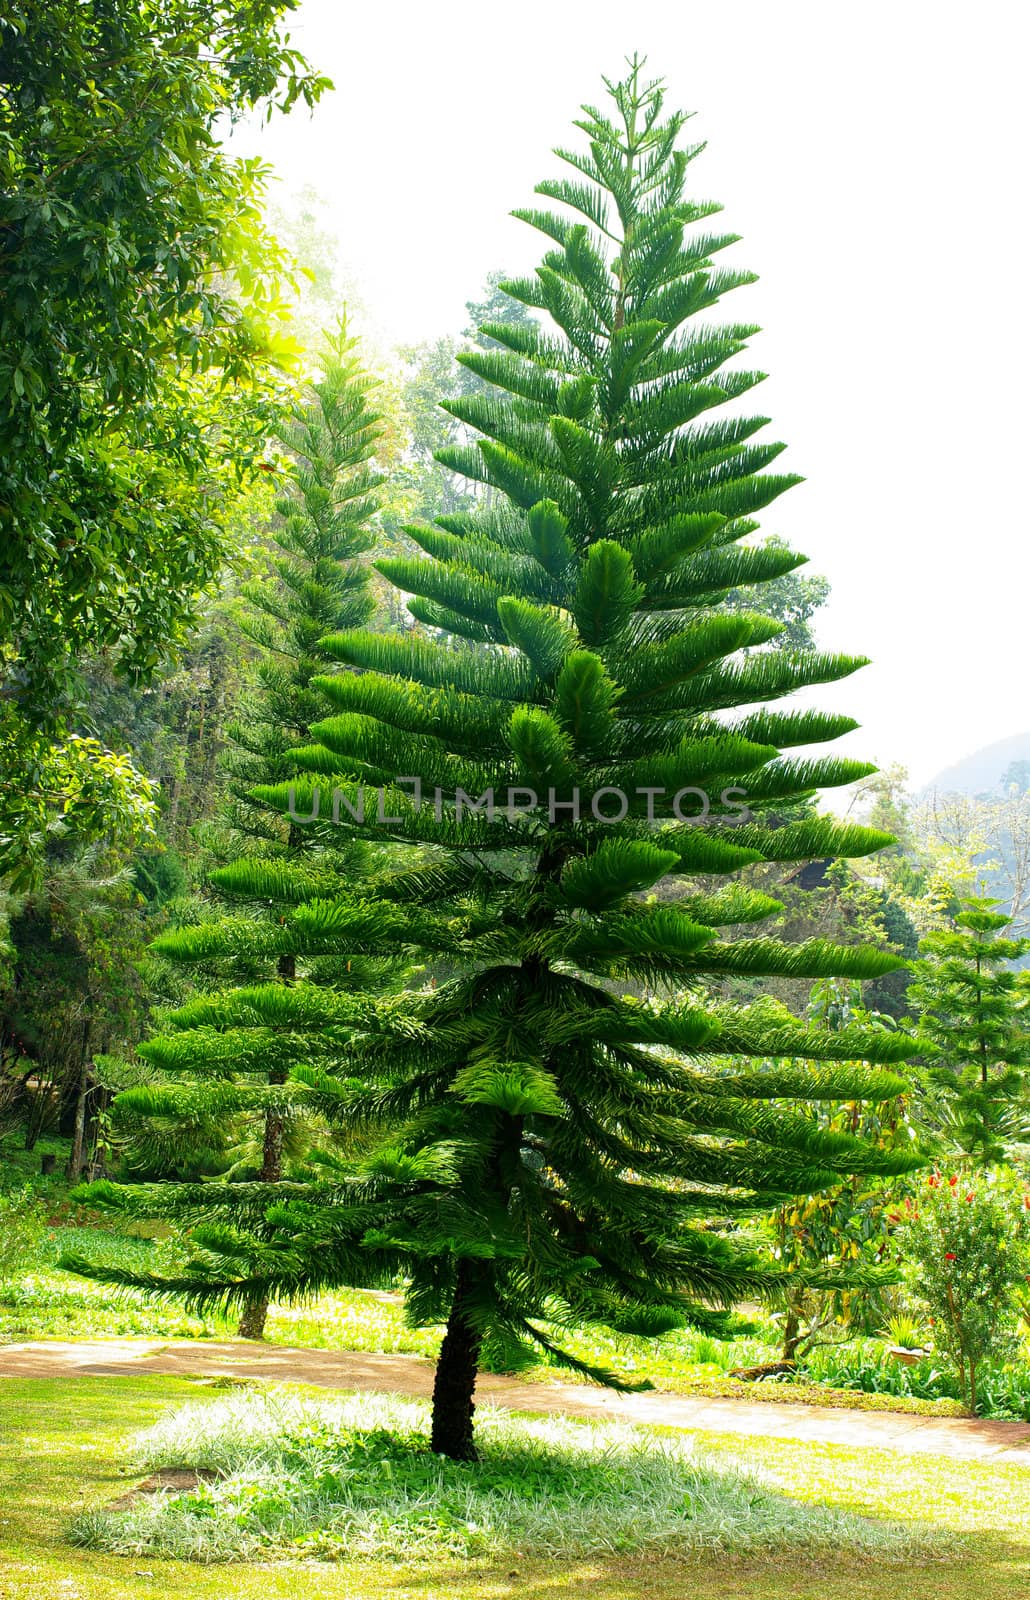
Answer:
0 1374 1027 1600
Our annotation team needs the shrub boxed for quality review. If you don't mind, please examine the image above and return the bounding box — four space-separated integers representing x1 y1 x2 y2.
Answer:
797 1337 1030 1420
881 1311 929 1350
902 1170 1030 1412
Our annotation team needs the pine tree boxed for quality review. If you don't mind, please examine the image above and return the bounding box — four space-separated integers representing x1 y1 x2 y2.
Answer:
219 318 382 840
70 63 922 1460
230 321 387 1336
80 323 396 1338
911 895 1030 1165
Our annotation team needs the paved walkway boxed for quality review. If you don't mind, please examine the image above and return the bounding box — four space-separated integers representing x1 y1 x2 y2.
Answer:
3 1337 1030 1464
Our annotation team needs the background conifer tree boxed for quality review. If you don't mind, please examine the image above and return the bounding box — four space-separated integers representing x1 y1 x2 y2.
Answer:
911 895 1030 1166
70 63 923 1458
217 319 382 853
80 323 399 1339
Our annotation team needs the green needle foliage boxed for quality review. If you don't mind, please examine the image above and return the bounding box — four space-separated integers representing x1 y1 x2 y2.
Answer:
910 896 1030 1166
74 325 401 1338
219 317 383 852
71 60 922 1460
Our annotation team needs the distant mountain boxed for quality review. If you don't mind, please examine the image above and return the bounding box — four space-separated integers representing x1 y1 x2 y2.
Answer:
926 731 1030 797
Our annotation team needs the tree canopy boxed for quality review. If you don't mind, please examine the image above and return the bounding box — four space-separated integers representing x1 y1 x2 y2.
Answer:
0 0 328 877
69 60 923 1463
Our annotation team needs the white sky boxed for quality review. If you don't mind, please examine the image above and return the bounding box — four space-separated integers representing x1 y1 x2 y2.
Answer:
233 0 1029 787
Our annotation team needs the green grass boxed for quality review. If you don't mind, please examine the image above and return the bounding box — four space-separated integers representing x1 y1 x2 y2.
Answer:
69 1388 947 1566
0 1132 70 1188
0 1374 1028 1600
265 1289 440 1357
0 1227 230 1342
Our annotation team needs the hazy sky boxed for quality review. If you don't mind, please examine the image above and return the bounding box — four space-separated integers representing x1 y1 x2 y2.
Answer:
233 0 1029 787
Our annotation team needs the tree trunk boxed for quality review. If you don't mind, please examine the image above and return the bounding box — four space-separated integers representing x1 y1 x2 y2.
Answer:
66 1066 88 1183
237 1295 270 1340
781 1306 801 1363
237 959 291 1341
730 1359 796 1381
235 1098 285 1340
258 1093 286 1182
430 1261 483 1462
86 1084 110 1180
65 1019 92 1183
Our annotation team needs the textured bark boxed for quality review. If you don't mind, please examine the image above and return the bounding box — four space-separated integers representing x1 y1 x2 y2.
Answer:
730 1359 796 1381
259 1095 286 1181
65 1018 92 1183
430 1261 483 1461
237 948 294 1341
780 1306 801 1362
237 1295 270 1340
235 1102 286 1341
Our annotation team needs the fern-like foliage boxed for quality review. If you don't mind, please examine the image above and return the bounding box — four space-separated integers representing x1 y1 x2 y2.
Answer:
910 896 1030 1165
70 321 408 1336
71 65 924 1459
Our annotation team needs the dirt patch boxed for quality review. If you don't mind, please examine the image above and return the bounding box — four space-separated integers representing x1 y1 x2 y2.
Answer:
106 1466 218 1511
3 1337 1030 1464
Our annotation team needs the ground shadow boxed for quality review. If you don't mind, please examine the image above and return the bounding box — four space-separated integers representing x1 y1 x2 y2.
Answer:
367 1534 1030 1600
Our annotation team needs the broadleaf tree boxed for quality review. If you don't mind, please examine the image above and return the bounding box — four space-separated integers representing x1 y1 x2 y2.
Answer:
70 61 923 1461
0 0 329 878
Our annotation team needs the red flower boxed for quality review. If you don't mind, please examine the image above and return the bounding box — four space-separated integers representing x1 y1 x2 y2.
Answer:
945 1252 957 1261
948 1175 959 1187
928 1174 940 1187
966 1193 974 1203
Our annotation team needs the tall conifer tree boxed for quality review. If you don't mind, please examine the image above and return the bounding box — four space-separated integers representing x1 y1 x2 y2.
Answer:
72 64 921 1458
81 324 395 1337
911 896 1030 1165
218 319 382 853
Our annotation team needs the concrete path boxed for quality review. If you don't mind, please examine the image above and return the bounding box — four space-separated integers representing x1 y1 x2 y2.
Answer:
3 1337 1030 1465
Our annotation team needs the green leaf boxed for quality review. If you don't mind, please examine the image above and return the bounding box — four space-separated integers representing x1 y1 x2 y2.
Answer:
554 650 618 755
453 1061 565 1116
496 596 577 679
507 707 577 791
560 840 681 910
527 499 576 576
572 541 643 644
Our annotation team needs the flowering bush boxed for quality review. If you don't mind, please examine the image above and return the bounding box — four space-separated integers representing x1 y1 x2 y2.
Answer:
903 1170 1030 1413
